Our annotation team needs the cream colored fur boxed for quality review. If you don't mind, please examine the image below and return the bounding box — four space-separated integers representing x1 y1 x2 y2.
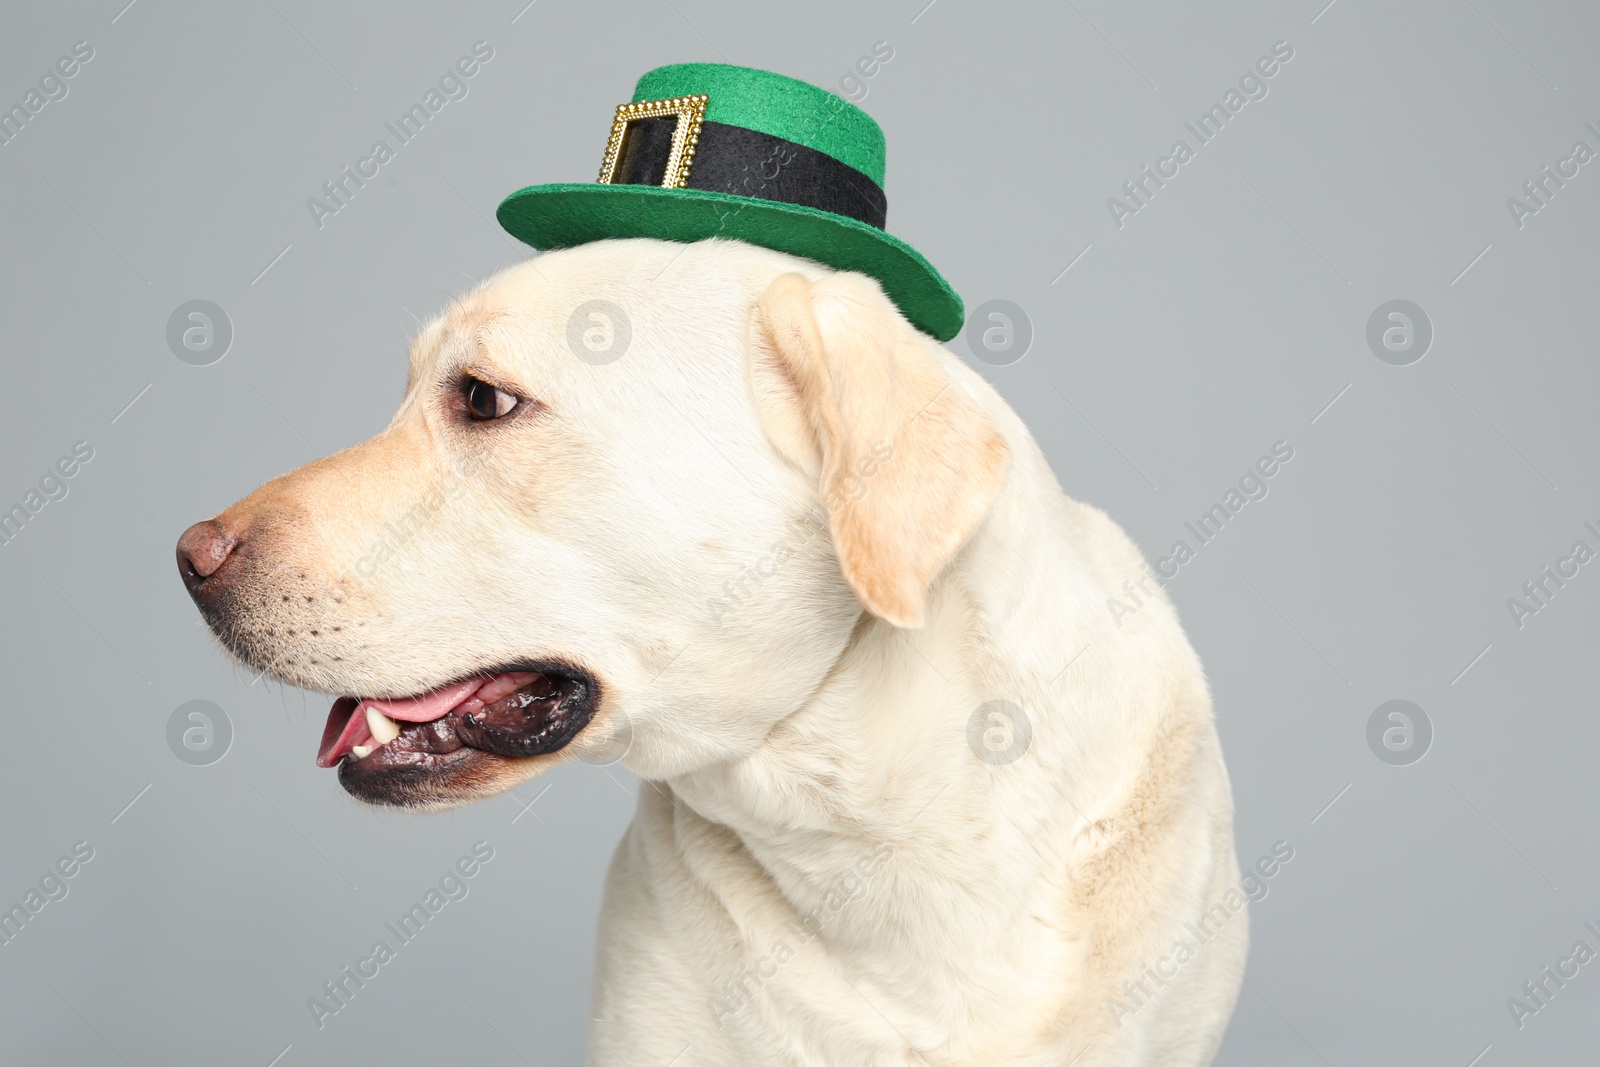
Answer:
216 238 1246 1064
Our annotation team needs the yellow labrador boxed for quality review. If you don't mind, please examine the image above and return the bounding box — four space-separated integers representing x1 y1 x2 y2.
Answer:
177 238 1246 1065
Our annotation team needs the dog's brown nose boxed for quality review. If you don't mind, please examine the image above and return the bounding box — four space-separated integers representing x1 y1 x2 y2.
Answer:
177 519 240 597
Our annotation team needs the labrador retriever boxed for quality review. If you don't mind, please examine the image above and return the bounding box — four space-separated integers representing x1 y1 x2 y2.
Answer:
176 237 1246 1066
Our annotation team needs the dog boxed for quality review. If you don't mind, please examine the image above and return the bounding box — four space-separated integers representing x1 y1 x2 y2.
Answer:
177 236 1247 1065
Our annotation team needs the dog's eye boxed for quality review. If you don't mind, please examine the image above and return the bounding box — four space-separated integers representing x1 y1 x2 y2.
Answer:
463 377 518 421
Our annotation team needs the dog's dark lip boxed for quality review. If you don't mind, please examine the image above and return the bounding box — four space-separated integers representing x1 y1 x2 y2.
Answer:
338 746 503 809
327 662 600 807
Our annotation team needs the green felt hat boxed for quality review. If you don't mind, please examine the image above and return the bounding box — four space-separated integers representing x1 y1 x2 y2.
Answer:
496 63 964 341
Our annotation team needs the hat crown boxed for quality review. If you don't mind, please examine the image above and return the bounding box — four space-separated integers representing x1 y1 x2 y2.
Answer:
632 63 886 186
497 61 964 340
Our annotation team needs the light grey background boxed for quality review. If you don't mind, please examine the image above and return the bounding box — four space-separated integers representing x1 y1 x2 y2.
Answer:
2 0 1596 1063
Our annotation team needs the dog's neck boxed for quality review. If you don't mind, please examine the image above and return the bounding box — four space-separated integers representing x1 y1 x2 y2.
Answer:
664 438 1170 1038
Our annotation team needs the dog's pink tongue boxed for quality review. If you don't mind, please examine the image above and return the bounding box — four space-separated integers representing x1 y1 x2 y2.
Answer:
359 679 485 723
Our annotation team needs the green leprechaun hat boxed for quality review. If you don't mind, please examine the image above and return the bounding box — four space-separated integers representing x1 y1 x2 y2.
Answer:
496 63 964 341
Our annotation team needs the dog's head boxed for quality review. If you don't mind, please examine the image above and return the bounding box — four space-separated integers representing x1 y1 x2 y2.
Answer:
177 239 1009 809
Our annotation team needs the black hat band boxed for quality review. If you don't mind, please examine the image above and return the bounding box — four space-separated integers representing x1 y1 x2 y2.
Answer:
606 115 887 229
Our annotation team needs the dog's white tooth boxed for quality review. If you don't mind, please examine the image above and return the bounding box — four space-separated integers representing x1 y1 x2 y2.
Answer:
351 744 374 760
366 706 402 744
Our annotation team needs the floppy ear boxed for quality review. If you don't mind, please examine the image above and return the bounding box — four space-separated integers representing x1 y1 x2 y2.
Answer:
750 271 1010 629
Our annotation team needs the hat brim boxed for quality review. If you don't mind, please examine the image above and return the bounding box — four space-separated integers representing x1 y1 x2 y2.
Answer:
496 183 964 342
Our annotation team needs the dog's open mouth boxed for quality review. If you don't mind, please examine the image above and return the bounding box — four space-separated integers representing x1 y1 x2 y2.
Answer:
317 668 597 805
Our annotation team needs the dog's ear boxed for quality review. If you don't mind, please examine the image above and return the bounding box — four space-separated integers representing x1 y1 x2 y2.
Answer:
750 271 1010 629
